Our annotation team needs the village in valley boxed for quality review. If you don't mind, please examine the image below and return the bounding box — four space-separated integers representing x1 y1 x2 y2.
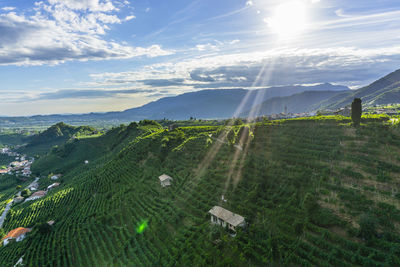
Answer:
0 146 62 251
0 147 33 177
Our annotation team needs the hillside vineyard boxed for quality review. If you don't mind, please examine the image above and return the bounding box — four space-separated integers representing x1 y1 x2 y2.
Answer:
1 118 400 265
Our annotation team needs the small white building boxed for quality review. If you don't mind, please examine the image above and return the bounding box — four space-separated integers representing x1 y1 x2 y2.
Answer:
51 174 61 180
29 182 39 191
209 206 245 232
159 174 173 187
22 168 32 177
25 190 46 201
84 160 89 164
47 182 60 190
2 227 31 246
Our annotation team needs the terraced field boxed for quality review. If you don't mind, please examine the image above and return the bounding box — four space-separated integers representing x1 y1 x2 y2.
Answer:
0 118 400 266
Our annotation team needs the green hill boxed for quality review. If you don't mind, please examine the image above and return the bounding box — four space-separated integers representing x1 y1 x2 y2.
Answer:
20 122 99 156
1 117 400 266
31 121 161 176
320 69 400 109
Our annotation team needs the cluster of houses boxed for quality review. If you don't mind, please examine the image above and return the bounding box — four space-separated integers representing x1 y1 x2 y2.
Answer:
267 112 315 120
369 108 399 115
12 176 61 205
0 147 18 157
23 181 60 202
0 148 34 177
0 175 61 246
158 173 246 233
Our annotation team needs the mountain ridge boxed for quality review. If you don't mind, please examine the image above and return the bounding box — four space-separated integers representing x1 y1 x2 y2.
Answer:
0 83 349 126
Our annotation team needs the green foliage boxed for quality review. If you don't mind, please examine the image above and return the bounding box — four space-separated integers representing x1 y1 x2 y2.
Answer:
139 119 162 127
234 119 244 125
303 192 319 216
358 214 377 241
351 98 362 126
0 119 400 266
20 189 31 198
226 129 236 144
36 222 52 234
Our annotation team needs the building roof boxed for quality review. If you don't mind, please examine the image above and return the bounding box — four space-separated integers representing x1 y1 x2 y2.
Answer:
159 174 172 182
31 190 46 197
209 206 245 227
48 183 60 187
1 227 31 241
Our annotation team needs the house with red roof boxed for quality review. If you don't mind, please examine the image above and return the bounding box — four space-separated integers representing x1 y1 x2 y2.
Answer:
1 227 31 246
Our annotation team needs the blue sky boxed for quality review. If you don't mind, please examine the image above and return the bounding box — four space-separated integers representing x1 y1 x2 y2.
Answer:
1 0 400 115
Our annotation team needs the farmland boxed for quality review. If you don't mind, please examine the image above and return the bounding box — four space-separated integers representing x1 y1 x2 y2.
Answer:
0 117 399 266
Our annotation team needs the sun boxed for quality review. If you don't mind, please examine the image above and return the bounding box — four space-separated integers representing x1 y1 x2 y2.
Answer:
268 1 308 39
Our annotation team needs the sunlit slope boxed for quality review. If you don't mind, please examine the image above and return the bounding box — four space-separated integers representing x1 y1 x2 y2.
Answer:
320 69 400 109
1 118 400 266
31 122 154 175
19 122 99 156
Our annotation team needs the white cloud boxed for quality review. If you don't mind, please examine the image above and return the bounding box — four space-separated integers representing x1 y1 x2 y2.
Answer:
196 43 219 51
47 0 116 12
88 45 400 92
1 7 15 11
0 1 172 65
124 15 135 21
335 9 348 18
145 7 150 13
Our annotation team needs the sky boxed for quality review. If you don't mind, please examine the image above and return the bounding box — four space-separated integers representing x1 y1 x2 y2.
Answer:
1 0 400 116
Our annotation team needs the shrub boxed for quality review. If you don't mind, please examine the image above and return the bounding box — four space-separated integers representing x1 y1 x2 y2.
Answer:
21 188 31 198
358 213 377 241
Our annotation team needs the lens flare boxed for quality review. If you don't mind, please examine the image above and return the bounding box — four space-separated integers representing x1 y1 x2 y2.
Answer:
136 220 148 234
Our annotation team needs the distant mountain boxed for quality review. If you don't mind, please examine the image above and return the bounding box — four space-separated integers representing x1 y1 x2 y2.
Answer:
113 83 349 120
319 69 400 109
241 90 348 117
0 83 349 127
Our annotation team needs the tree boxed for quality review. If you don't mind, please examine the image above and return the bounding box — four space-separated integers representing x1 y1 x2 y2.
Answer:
37 222 52 234
234 119 243 126
303 192 319 217
21 188 31 198
351 98 362 126
358 213 377 241
227 129 236 144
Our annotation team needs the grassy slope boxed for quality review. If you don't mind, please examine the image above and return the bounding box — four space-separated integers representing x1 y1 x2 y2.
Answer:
18 122 99 157
0 118 400 266
0 133 27 148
